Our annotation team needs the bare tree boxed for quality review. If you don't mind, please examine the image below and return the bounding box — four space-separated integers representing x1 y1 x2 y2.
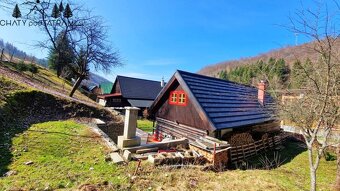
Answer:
65 14 120 97
277 1 339 191
2 0 121 97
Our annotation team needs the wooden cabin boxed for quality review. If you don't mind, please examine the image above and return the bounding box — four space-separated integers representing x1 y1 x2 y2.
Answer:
149 70 280 142
97 75 164 111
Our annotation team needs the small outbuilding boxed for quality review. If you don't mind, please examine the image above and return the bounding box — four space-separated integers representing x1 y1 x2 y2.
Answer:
97 76 164 111
149 70 280 142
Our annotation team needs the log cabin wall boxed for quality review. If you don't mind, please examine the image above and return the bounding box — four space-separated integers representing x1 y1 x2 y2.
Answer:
156 118 207 141
155 82 211 132
112 81 121 94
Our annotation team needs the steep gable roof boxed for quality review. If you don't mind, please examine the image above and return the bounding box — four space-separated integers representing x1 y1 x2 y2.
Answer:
150 70 276 130
116 75 163 100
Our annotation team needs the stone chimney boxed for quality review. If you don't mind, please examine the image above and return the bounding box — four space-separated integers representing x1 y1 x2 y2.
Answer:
258 80 266 105
161 77 165 87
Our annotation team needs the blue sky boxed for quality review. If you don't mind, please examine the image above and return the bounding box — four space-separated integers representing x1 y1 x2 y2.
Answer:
0 0 317 82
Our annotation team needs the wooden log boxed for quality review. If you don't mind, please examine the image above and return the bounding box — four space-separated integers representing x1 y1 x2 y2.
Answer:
195 140 209 149
123 138 189 153
203 136 229 145
175 152 185 158
200 137 220 147
136 147 159 154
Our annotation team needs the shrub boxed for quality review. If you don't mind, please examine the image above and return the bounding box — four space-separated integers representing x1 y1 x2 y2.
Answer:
27 64 38 76
16 61 28 72
325 152 336 161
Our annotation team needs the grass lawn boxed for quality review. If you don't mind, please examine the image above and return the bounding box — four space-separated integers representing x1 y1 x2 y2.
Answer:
0 121 129 190
137 119 154 133
0 119 336 190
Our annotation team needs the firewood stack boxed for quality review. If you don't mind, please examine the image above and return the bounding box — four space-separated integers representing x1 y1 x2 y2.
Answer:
189 136 231 166
229 133 254 146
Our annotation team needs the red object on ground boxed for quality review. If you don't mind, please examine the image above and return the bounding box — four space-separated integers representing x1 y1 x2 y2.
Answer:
158 149 176 153
148 134 159 143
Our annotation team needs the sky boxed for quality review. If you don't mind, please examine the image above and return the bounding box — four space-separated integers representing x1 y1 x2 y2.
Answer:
0 0 319 82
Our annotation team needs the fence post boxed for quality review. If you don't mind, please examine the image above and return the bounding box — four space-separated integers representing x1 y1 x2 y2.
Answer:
241 145 245 160
10 51 14 62
254 142 257 154
213 143 216 166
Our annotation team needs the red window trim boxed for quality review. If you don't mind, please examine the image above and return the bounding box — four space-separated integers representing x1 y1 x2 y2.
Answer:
169 90 187 106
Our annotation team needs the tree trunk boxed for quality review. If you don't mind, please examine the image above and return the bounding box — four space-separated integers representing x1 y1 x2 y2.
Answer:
0 48 4 61
310 167 317 191
10 52 14 62
69 75 84 97
336 144 340 191
308 146 317 191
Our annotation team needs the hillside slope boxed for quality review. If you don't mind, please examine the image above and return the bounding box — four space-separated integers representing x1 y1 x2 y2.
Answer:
0 75 125 177
0 61 97 106
198 40 340 77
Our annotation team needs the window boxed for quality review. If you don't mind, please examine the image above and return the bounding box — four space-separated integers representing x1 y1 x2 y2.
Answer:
170 92 177 103
178 93 186 105
169 90 187 106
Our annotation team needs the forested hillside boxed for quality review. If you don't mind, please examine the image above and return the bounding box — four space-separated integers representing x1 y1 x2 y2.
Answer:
0 38 47 67
216 57 311 90
198 40 340 89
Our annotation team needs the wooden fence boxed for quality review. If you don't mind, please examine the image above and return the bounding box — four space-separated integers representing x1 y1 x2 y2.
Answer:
229 135 287 162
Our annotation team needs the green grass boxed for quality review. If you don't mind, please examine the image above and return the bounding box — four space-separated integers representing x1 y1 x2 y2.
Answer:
130 141 336 191
0 120 336 190
0 61 95 103
137 119 154 133
0 121 129 190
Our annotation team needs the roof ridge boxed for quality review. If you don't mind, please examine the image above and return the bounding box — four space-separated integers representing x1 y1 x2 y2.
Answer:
117 75 162 83
176 70 256 89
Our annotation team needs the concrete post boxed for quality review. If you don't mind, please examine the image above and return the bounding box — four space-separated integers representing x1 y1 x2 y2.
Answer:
123 107 139 139
117 107 141 148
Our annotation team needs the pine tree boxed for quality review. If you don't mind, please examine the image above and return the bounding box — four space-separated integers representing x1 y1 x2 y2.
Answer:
51 4 60 18
63 4 73 18
59 2 64 12
12 4 21 19
48 32 75 78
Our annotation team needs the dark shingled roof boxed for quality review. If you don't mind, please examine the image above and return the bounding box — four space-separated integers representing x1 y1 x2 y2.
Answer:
117 76 163 100
150 70 276 130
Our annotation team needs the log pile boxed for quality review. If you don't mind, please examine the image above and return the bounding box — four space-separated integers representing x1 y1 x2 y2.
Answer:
190 136 231 166
147 150 205 166
229 133 254 146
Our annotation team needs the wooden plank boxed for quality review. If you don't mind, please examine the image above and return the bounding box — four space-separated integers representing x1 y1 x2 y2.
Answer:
136 147 159 154
123 138 189 153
